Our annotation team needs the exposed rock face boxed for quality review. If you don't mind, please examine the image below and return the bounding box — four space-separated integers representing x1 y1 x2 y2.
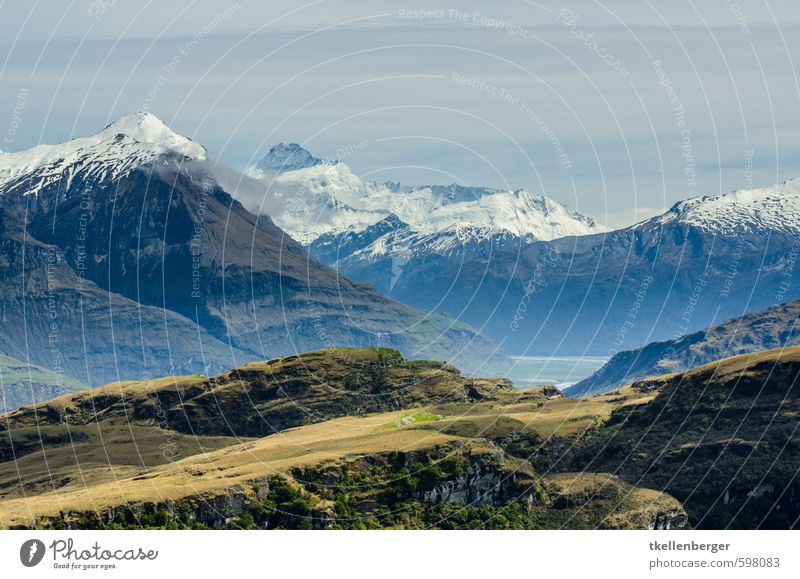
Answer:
21 481 273 531
569 299 800 396
649 509 690 530
421 467 515 506
412 447 537 508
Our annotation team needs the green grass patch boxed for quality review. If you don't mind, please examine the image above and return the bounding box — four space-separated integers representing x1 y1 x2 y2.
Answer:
382 411 442 429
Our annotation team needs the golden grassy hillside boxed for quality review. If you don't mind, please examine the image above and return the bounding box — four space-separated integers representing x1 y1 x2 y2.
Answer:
0 347 680 529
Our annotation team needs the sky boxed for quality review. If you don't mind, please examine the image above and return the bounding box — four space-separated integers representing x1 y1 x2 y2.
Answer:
1 0 799 227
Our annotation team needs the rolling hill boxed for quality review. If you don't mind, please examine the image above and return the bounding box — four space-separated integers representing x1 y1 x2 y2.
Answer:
0 348 685 530
7 345 798 529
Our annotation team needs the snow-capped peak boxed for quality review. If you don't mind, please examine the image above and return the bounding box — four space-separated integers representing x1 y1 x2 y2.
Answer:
244 144 608 245
0 112 206 196
653 178 800 234
256 142 324 173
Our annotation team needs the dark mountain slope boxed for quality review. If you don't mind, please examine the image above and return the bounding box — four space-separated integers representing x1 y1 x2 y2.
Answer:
0 353 86 413
0 207 247 386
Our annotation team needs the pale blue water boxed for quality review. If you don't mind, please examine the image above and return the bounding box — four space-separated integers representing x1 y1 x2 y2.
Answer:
485 356 608 390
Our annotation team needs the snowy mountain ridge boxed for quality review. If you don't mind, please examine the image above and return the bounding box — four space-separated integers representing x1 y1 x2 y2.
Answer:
652 178 800 235
0 112 206 197
246 144 608 246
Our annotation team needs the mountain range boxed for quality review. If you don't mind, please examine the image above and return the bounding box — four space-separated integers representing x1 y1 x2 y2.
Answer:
244 141 608 303
2 120 799 530
0 113 498 388
0 353 86 413
4 117 800 405
244 143 800 358
245 142 607 247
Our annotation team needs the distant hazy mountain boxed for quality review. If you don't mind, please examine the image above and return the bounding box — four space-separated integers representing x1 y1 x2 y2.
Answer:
247 146 800 360
256 142 324 173
310 216 531 296
306 178 800 357
569 299 800 396
0 353 86 413
0 114 499 386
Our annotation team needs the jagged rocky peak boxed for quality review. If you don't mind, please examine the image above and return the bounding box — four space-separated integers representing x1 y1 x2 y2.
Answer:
256 142 324 173
373 213 408 230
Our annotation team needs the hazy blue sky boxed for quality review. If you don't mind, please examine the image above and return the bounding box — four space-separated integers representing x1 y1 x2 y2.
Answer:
1 0 799 226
